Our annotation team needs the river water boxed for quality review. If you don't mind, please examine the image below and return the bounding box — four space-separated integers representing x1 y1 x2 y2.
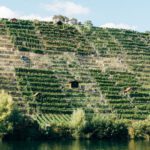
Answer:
0 140 150 150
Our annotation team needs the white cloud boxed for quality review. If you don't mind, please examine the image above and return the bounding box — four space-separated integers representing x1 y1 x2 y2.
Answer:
100 23 137 30
44 1 90 16
20 15 52 21
0 5 52 21
0 6 18 18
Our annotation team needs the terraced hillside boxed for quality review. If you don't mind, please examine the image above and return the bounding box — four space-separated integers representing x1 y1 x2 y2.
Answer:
0 18 150 127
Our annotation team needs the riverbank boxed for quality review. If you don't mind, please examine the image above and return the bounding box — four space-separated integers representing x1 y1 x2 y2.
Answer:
0 91 150 141
1 111 150 141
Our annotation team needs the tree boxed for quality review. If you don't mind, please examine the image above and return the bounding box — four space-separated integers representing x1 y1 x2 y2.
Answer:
69 109 86 138
145 31 150 34
69 18 78 25
84 20 93 30
52 15 69 23
0 90 13 121
0 90 40 140
0 90 14 134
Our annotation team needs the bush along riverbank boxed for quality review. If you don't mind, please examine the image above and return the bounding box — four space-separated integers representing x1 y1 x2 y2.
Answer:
41 109 150 141
0 91 150 141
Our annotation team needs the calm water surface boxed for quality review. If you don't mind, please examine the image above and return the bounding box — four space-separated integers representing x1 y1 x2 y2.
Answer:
0 140 150 150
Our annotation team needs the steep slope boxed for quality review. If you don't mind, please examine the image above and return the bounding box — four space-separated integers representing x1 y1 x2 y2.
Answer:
0 18 150 126
84 27 150 119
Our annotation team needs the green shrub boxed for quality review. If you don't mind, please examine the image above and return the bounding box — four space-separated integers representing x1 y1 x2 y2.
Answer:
70 109 86 128
112 120 129 139
0 90 14 134
132 120 150 140
69 109 86 138
0 90 40 140
42 123 71 139
82 114 128 139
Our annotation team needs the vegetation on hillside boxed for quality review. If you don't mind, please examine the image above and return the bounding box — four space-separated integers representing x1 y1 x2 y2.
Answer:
0 90 14 134
0 91 149 141
0 91 40 140
0 17 150 140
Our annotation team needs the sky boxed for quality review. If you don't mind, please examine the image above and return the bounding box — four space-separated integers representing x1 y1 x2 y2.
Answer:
0 0 149 32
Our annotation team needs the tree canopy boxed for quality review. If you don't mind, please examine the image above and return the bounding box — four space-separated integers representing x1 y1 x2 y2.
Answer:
0 90 13 121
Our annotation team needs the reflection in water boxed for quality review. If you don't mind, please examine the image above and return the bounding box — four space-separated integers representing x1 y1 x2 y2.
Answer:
0 140 150 150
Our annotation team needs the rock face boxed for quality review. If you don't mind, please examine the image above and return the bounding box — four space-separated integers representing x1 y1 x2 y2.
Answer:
0 18 150 126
